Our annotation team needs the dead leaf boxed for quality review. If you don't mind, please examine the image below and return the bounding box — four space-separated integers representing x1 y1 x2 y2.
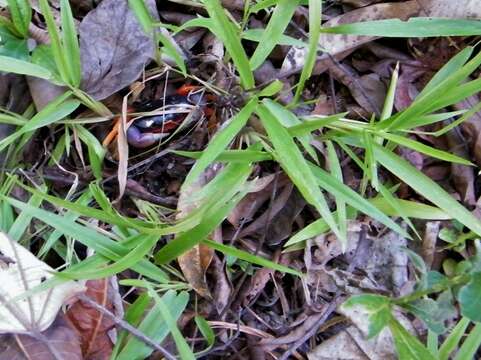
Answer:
177 168 218 299
0 232 85 334
79 0 158 100
0 313 82 360
66 279 116 360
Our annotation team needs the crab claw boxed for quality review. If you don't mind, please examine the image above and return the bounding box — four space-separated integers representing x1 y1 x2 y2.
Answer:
126 126 169 148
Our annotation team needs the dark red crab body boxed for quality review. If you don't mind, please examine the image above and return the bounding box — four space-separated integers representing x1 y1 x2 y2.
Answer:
127 87 211 148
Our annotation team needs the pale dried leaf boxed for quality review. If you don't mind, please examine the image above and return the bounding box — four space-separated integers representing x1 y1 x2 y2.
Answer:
0 232 85 334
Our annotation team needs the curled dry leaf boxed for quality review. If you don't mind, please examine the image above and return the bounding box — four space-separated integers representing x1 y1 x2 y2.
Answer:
0 313 82 360
0 232 85 334
177 169 217 299
79 0 158 100
66 278 117 360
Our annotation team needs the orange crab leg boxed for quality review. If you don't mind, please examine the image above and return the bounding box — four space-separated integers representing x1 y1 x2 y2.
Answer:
176 84 201 96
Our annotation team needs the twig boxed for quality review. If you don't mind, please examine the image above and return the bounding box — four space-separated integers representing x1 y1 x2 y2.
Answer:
77 294 177 360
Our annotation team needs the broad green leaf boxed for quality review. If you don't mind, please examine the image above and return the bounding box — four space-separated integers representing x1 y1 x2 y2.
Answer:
343 294 392 338
202 0 254 88
322 18 481 37
249 0 300 70
458 272 481 322
257 101 343 243
389 319 436 360
401 292 455 334
373 144 481 236
183 99 256 187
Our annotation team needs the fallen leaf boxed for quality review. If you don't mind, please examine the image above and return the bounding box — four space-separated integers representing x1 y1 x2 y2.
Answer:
177 168 218 299
0 313 82 360
0 232 85 334
79 0 158 100
66 278 117 360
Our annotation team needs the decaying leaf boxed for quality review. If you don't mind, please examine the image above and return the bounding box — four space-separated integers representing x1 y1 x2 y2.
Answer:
177 168 217 299
0 313 82 360
0 232 85 334
66 278 117 360
79 0 158 100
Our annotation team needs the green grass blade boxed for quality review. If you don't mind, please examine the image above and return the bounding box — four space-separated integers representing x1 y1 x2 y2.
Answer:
60 0 81 87
326 141 347 250
202 0 254 88
38 0 70 84
293 0 321 103
389 319 436 360
373 144 481 235
183 99 256 188
7 0 31 37
249 0 299 70
378 132 473 165
322 18 481 37
439 317 470 360
308 164 408 238
419 47 473 98
453 322 481 360
203 239 301 276
155 163 252 264
257 101 343 243
0 55 55 81
149 289 194 360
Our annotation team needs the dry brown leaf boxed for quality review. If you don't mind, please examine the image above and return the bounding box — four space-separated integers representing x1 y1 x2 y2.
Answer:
66 279 116 360
79 0 158 100
177 168 217 299
0 314 82 360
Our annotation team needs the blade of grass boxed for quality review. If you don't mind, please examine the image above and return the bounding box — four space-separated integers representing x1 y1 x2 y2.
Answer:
373 144 481 235
322 18 481 37
202 239 301 276
439 317 470 360
378 132 473 165
257 101 343 243
453 322 481 360
249 0 300 70
60 0 81 87
183 98 256 188
293 0 321 104
202 0 254 88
